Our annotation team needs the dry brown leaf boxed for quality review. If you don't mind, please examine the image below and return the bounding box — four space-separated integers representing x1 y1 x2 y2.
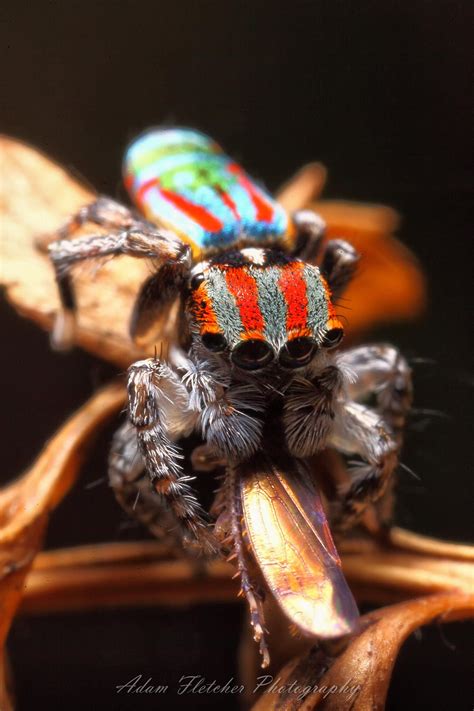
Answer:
0 136 148 367
313 200 426 334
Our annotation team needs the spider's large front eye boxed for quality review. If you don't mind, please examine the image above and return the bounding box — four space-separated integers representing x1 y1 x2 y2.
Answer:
231 339 274 370
321 327 344 349
279 337 317 368
201 332 228 353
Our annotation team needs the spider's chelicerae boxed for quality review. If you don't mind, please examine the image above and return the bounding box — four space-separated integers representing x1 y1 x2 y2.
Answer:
46 128 412 666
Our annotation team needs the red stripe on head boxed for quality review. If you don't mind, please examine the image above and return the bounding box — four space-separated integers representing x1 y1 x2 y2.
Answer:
279 262 310 337
225 267 265 338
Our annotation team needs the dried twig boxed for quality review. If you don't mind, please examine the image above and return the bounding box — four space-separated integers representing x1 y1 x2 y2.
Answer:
19 530 474 615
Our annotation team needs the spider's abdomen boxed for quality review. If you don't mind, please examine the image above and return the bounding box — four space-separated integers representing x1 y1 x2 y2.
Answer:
123 128 289 255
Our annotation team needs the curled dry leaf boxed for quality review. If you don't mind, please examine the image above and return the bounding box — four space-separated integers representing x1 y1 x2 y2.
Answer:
250 592 474 711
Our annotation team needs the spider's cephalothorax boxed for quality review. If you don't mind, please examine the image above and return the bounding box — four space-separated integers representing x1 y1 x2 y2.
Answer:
188 248 344 369
46 128 413 666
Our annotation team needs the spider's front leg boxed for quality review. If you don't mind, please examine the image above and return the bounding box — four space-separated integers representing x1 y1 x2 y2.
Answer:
124 357 217 554
290 210 326 262
108 420 183 545
328 397 400 533
339 344 413 442
331 344 413 531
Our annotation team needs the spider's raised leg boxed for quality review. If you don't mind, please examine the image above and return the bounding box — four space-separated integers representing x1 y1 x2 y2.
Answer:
125 357 217 554
289 212 360 300
47 223 190 349
37 197 141 249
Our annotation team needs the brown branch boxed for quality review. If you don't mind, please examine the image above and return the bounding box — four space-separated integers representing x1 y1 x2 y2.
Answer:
0 382 125 711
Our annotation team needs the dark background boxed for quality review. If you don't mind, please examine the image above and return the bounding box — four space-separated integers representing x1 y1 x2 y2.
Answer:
1 1 472 709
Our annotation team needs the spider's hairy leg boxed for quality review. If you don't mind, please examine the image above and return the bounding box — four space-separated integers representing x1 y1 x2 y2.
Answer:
108 420 184 545
290 209 326 262
320 239 360 299
36 196 139 251
338 344 413 442
335 344 413 531
46 225 190 350
328 400 399 532
126 357 217 554
283 364 344 457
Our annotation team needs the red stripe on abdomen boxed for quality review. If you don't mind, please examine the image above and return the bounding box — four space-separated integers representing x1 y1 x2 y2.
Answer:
160 188 223 232
135 178 158 204
279 262 309 335
217 189 240 220
228 163 274 222
225 267 265 337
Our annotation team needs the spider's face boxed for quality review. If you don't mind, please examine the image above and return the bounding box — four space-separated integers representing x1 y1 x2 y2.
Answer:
187 248 344 372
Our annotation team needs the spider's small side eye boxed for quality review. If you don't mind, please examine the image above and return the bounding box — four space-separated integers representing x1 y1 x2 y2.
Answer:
321 327 344 349
190 273 206 290
279 337 317 368
201 332 228 353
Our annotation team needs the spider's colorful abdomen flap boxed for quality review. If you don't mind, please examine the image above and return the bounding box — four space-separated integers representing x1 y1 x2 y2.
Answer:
123 128 289 254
